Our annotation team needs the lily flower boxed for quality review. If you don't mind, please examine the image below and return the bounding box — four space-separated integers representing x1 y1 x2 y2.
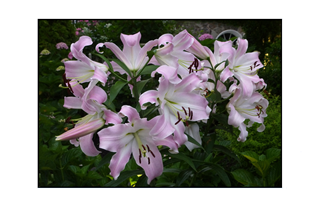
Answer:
64 36 109 86
220 38 264 98
226 88 269 142
98 105 178 184
139 73 211 146
58 78 122 156
185 30 211 60
101 32 158 75
150 30 195 78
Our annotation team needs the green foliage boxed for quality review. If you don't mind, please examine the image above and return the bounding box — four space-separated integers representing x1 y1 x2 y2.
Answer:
38 20 76 51
231 148 281 187
259 35 282 96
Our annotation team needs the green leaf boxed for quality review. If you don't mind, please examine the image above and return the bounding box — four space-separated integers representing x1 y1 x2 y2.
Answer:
105 79 127 109
266 160 281 186
155 182 176 187
265 148 281 162
80 164 91 175
231 169 258 186
104 169 144 187
112 59 132 78
95 152 114 170
169 153 197 172
134 79 150 96
241 151 260 163
209 163 231 187
176 170 193 186
87 171 103 180
134 174 148 187
212 145 241 164
252 160 271 178
139 64 159 75
259 154 267 161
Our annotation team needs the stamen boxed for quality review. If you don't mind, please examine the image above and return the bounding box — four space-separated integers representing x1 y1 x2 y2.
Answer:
148 157 150 165
194 58 199 69
149 150 155 158
65 116 71 123
177 111 181 120
254 61 258 67
63 73 74 94
175 118 182 125
142 145 146 151
250 66 252 70
138 149 142 163
257 113 260 118
146 145 156 158
190 111 193 120
182 107 187 115
188 107 191 117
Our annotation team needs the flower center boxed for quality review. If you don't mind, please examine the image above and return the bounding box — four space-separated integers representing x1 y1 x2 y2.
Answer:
175 106 194 126
255 104 264 118
133 132 155 165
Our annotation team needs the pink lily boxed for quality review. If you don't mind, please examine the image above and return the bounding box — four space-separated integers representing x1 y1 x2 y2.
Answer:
220 38 264 98
150 30 195 78
64 36 109 85
139 73 211 146
185 30 211 60
101 32 158 75
226 88 269 142
98 105 178 184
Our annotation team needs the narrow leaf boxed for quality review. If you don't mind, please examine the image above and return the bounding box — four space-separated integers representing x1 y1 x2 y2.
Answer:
212 145 241 164
106 80 127 106
104 169 144 187
176 170 193 186
112 59 132 78
169 153 197 172
210 163 231 187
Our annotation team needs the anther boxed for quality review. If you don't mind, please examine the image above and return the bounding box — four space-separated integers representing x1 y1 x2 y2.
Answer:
148 157 150 165
190 111 193 120
139 149 142 163
146 145 155 158
149 150 155 158
188 107 191 117
194 58 199 69
182 107 187 115
142 145 146 151
175 118 182 125
250 66 253 70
